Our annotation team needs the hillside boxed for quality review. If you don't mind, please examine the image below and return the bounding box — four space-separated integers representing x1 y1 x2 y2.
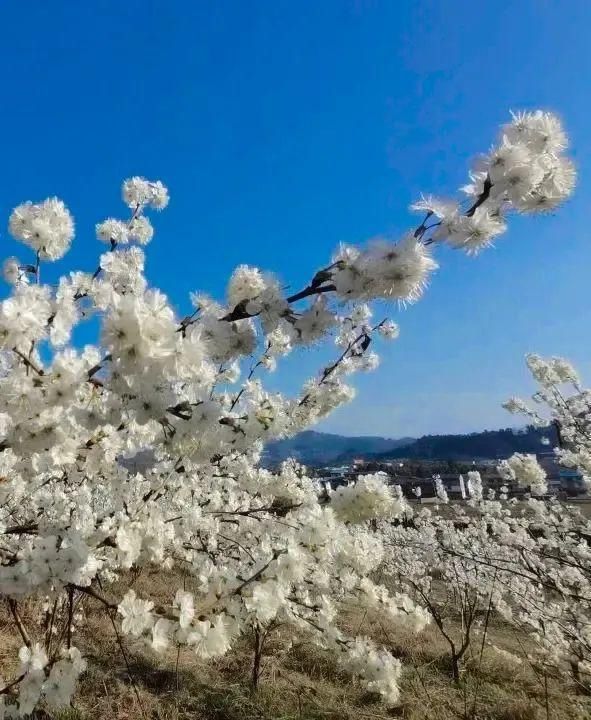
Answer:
374 425 557 461
264 426 557 466
263 430 414 466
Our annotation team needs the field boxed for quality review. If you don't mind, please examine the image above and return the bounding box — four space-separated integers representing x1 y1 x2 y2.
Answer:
2 569 590 720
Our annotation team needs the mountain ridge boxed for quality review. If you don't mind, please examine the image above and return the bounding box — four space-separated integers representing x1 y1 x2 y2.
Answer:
264 426 556 466
263 430 414 466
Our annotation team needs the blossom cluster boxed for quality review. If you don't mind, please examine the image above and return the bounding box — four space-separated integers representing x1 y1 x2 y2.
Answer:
498 452 548 495
412 110 575 254
330 473 408 523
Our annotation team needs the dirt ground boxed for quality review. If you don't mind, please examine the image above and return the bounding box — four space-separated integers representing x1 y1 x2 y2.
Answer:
1 569 590 720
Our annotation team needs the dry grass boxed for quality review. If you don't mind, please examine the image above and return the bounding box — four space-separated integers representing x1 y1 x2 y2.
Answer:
2 571 590 720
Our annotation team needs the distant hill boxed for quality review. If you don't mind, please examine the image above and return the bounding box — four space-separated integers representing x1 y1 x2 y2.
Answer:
264 431 414 466
264 425 557 466
372 425 557 461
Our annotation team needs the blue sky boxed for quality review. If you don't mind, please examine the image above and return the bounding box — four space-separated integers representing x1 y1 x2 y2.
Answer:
0 1 590 438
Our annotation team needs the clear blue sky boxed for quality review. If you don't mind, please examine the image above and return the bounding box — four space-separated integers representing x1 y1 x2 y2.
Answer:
1 1 590 438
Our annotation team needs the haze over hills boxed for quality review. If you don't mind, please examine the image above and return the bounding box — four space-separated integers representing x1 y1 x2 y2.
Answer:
264 426 556 466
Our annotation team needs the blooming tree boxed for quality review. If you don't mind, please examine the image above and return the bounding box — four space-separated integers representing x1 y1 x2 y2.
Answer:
0 111 576 714
379 354 591 691
505 354 591 492
383 491 591 692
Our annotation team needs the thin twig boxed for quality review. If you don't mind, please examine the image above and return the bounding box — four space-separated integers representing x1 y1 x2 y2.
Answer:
7 599 31 648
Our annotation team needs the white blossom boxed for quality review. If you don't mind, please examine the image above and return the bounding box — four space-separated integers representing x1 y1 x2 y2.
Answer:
9 198 74 260
96 218 129 245
118 590 154 636
498 453 547 496
122 177 169 210
331 474 403 523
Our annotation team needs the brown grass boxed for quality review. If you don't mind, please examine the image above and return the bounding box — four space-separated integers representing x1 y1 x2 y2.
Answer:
2 571 590 720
